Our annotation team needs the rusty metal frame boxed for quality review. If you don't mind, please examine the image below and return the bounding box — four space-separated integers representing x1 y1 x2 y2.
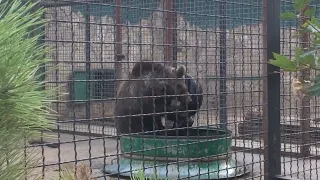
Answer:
164 0 175 66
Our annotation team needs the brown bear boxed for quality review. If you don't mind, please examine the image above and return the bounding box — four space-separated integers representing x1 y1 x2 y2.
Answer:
114 61 191 135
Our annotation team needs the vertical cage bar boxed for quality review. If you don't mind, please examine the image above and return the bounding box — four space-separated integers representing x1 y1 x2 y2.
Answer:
28 4 47 178
115 0 123 90
85 4 91 124
263 0 281 179
219 0 227 129
165 0 174 66
172 1 177 68
34 5 46 90
53 2 62 176
38 10 46 179
299 5 311 157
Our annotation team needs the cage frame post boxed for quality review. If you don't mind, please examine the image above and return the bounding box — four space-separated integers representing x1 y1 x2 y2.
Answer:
85 1 91 130
172 1 178 68
115 0 123 91
299 5 311 157
219 0 227 130
263 0 281 179
165 0 175 66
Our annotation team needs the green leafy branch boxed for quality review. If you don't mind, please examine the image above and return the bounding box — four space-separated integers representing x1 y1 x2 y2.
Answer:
270 0 320 96
0 0 58 179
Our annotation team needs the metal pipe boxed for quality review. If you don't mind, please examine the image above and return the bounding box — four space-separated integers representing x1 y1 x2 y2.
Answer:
115 0 123 91
299 5 311 157
85 4 91 125
263 0 281 179
165 0 174 66
219 0 227 130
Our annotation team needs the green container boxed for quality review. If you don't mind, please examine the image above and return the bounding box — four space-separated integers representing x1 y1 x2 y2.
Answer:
120 127 232 158
104 127 249 179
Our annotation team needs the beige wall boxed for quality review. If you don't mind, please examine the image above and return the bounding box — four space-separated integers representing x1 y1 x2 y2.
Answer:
44 6 320 126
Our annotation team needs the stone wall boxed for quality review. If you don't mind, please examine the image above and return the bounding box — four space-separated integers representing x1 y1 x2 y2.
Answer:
44 5 320 125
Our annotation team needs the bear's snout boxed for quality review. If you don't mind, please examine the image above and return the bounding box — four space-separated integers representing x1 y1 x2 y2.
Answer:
187 95 192 103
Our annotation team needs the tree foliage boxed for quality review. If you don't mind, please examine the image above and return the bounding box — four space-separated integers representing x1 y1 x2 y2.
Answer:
0 0 55 179
270 0 320 96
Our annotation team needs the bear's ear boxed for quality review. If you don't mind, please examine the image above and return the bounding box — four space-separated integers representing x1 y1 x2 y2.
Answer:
164 66 175 73
176 65 187 78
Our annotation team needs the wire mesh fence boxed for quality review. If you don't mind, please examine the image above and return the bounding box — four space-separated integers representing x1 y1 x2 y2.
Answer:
23 0 320 179
278 1 320 179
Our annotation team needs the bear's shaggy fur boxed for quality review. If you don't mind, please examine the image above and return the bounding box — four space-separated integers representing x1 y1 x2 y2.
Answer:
166 73 203 129
114 61 191 135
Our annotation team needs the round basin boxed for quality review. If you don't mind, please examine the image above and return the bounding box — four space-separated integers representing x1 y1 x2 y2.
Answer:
104 126 249 179
120 127 232 159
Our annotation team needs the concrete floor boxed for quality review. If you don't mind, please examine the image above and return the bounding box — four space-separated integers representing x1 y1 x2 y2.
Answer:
27 131 320 180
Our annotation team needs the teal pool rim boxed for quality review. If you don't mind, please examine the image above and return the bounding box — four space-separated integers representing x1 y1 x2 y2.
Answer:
121 126 232 140
206 76 263 80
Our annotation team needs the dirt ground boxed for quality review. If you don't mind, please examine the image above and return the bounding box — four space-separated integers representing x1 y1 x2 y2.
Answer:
27 129 320 180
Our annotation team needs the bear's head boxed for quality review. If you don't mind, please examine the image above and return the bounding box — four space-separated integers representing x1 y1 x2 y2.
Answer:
130 61 191 108
162 65 192 110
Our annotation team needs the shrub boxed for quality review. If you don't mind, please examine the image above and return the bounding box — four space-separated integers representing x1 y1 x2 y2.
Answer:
0 0 55 179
